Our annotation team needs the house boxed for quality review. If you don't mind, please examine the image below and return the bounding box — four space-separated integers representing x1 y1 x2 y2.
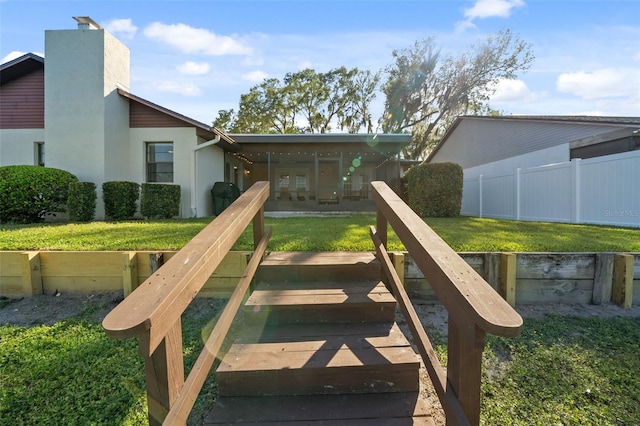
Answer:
229 133 410 211
0 17 409 219
427 115 640 227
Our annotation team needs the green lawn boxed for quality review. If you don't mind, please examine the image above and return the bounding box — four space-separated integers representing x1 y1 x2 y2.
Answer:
1 216 638 252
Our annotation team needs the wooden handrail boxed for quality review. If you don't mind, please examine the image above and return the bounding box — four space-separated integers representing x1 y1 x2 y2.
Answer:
102 181 270 425
371 181 522 425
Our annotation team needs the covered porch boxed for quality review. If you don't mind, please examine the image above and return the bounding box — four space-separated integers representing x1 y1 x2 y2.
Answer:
227 134 411 211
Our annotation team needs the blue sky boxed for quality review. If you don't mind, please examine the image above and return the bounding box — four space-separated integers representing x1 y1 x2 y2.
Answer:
1 0 639 126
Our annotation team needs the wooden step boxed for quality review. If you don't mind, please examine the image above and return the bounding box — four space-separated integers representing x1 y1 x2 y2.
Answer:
244 280 397 324
217 322 420 397
206 392 434 425
257 251 381 282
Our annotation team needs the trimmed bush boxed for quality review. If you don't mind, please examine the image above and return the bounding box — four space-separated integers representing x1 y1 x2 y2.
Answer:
102 181 139 220
68 181 97 222
0 165 78 223
140 183 181 219
405 162 463 217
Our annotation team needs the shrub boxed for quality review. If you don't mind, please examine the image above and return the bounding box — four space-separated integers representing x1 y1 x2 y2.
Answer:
140 183 181 219
102 181 139 220
0 165 78 223
67 181 97 222
405 162 463 217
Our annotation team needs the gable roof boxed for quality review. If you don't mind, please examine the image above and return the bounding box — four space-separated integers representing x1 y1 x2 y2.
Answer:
427 115 640 164
0 53 45 86
117 88 238 152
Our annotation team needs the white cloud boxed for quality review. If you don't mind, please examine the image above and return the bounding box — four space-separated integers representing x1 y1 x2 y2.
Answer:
242 70 268 82
2 51 27 63
464 0 525 19
103 18 138 39
155 81 202 96
557 68 640 100
457 0 525 32
490 78 537 102
143 22 253 56
177 61 210 75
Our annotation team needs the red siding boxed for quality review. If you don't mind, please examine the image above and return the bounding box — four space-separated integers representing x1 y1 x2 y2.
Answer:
129 101 192 128
0 69 45 129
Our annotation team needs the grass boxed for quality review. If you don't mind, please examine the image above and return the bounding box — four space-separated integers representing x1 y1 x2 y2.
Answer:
1 307 638 425
0 216 639 252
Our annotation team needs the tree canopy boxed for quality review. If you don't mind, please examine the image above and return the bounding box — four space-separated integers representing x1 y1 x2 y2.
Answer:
213 29 534 159
213 67 380 134
382 29 534 159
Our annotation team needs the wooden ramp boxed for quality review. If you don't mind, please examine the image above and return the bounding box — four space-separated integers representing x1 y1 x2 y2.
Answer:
206 252 435 425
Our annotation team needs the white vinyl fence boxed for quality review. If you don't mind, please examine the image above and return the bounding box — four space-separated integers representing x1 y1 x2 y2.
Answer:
462 150 640 228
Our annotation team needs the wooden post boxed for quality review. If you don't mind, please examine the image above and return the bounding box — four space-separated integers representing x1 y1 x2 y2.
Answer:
141 320 185 426
122 252 138 297
499 253 517 307
253 207 265 251
483 252 500 291
21 251 42 296
391 252 405 287
447 316 486 426
592 253 614 305
149 252 164 274
612 254 633 309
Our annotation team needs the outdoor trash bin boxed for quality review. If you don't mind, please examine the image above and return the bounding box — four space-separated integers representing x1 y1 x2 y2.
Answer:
211 182 241 215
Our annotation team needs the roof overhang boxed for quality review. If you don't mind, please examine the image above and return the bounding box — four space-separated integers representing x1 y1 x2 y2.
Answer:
0 53 45 86
117 88 239 152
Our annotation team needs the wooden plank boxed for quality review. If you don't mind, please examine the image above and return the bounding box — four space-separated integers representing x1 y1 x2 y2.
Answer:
592 253 614 305
515 279 593 304
228 323 411 354
42 276 122 293
0 251 24 275
103 181 270 355
39 252 123 277
206 392 433 424
235 322 400 343
483 252 500 291
261 251 377 266
391 252 405 286
371 181 522 338
149 252 164 274
499 253 516 307
516 253 595 279
612 254 633 309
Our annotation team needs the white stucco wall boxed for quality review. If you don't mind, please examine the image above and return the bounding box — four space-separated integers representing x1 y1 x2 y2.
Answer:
129 128 224 218
0 129 45 166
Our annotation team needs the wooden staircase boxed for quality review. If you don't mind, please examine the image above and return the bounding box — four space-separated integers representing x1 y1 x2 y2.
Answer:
206 252 435 425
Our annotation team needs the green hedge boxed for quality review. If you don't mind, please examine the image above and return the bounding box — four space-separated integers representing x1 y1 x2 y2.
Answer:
140 183 181 219
405 162 463 217
0 165 78 223
102 181 139 220
68 181 97 222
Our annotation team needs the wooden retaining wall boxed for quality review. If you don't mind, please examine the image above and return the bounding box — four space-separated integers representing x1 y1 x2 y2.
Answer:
1 251 638 307
395 252 639 307
0 251 251 299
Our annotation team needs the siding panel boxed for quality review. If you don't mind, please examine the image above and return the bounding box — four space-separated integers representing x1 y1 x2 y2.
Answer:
129 101 192 128
0 69 44 129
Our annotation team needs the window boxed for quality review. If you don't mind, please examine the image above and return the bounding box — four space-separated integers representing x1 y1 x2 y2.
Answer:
35 142 45 167
296 175 307 191
146 143 173 182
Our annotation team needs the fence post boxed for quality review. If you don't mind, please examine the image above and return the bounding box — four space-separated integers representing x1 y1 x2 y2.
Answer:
612 253 633 309
499 253 517 307
21 251 43 296
592 253 614 305
253 206 265 250
122 252 138 297
571 158 581 224
478 175 483 218
391 252 405 287
516 168 521 221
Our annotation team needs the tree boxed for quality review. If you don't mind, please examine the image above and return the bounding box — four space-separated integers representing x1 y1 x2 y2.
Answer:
213 67 380 134
382 29 534 159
